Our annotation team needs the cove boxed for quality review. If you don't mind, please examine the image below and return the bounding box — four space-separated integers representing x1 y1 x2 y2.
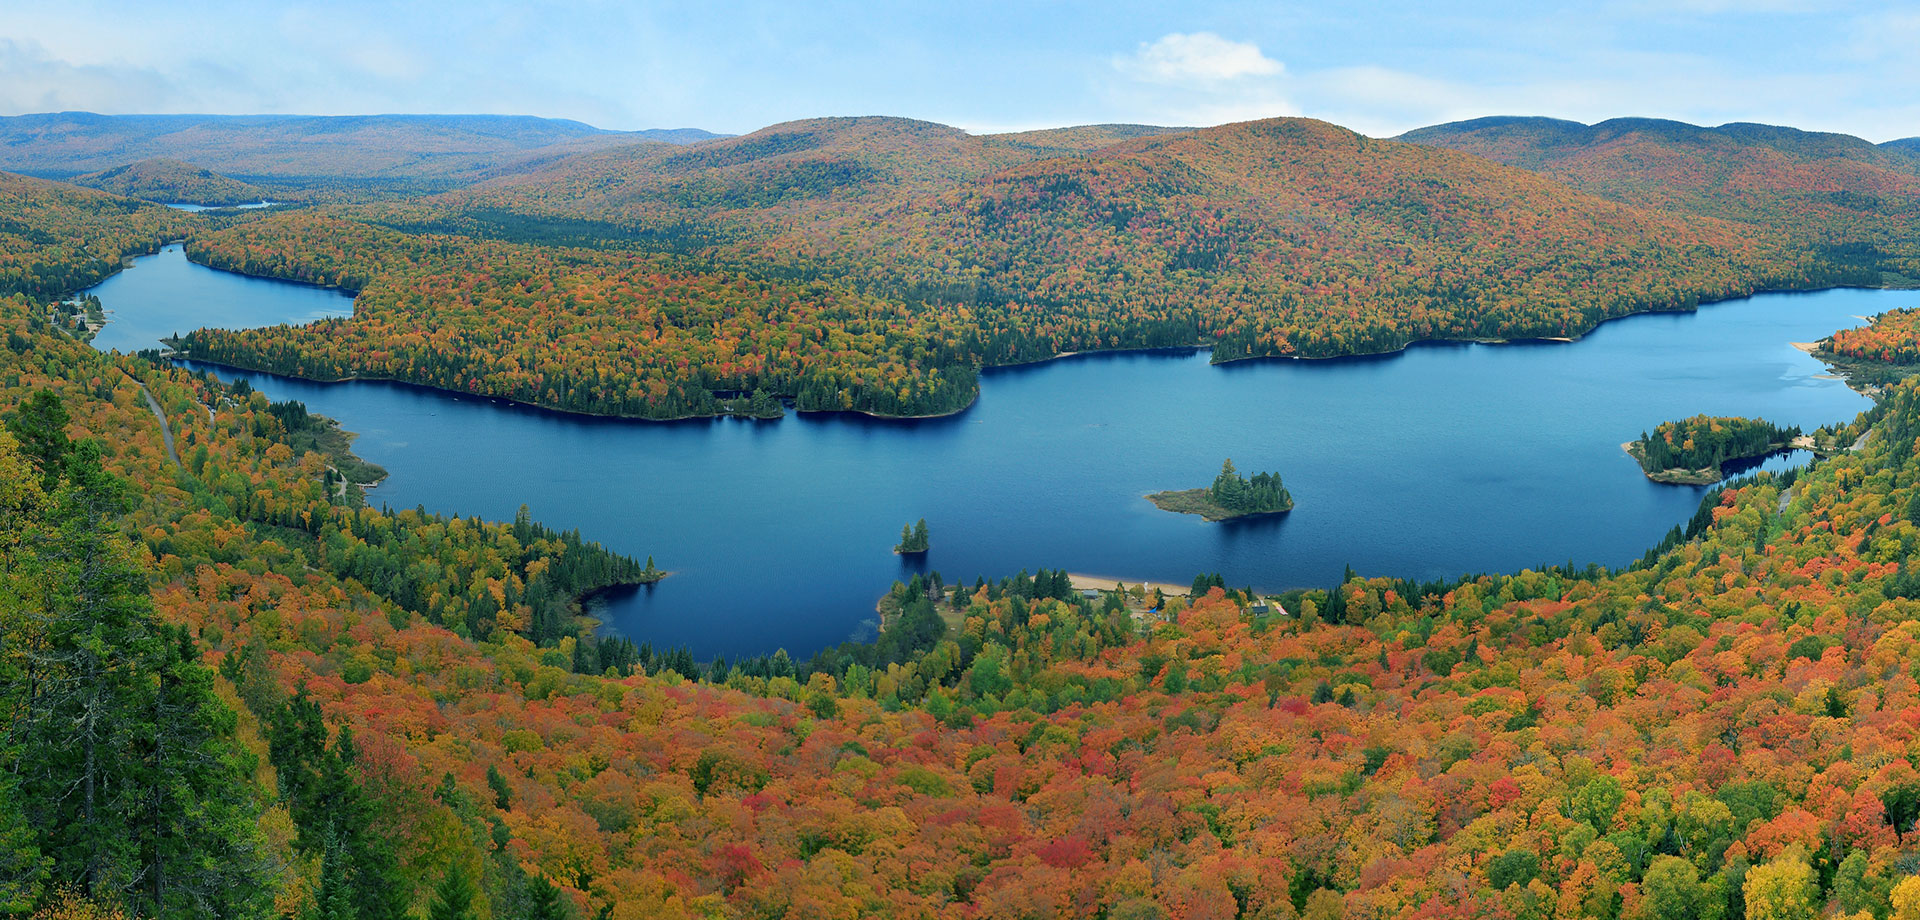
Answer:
87 245 1897 659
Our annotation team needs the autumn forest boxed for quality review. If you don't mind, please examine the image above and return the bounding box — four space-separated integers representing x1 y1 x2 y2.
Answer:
3 95 1920 920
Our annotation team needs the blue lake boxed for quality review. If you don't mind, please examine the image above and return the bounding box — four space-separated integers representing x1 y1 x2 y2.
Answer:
87 245 1903 659
163 201 278 213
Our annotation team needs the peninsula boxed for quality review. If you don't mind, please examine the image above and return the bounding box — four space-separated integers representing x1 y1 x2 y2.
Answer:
1625 415 1800 485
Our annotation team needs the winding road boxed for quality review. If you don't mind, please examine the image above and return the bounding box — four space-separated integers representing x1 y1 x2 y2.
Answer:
131 377 179 467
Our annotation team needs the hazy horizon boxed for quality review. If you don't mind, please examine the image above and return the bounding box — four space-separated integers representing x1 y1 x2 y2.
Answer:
2 109 1912 146
5 1 1917 142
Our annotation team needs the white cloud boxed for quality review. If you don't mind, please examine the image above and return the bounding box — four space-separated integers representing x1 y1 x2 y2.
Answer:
1101 32 1296 127
0 39 180 114
1116 32 1283 85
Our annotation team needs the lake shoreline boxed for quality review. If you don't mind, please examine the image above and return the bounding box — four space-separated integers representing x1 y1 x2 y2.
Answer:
83 245 1886 659
145 252 1909 426
1066 573 1195 598
1621 439 1795 486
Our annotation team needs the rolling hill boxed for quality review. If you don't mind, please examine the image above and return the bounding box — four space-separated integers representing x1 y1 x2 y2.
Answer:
176 117 1839 421
1401 116 1920 282
981 122 1193 153
10 112 1920 919
793 116 1811 359
0 170 188 297
68 157 272 206
449 115 1061 241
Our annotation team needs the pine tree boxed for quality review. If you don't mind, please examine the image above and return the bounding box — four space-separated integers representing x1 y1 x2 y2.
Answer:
306 839 356 920
429 862 479 920
527 874 568 920
17 440 158 901
0 771 45 914
4 428 267 918
268 695 408 920
139 625 272 918
0 432 49 913
5 388 71 490
487 765 514 812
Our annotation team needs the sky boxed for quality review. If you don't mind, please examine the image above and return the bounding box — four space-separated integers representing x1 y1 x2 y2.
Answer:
3 0 1917 141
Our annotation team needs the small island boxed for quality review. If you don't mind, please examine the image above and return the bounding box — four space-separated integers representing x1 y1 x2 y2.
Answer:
1625 415 1801 485
1147 459 1294 521
895 518 930 554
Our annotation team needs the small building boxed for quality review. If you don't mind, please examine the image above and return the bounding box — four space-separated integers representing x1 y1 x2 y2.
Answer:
1080 587 1102 599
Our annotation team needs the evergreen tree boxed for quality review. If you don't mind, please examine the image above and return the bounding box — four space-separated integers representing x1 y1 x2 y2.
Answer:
3 426 268 918
17 440 158 901
267 693 408 920
527 874 568 920
0 432 48 913
5 388 70 490
138 625 273 919
0 770 45 914
895 518 931 553
428 862 479 920
487 765 514 812
306 839 357 920
1205 459 1292 514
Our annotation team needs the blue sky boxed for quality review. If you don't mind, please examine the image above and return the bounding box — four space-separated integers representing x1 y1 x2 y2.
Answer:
3 0 1916 140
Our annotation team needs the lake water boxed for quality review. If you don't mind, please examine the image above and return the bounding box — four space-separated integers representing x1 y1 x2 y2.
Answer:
88 245 1899 659
89 245 352 353
164 201 278 212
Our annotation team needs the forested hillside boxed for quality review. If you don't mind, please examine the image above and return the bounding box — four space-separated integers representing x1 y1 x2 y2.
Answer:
17 222 1920 917
1 283 667 917
165 116 1872 419
446 116 1057 242
1810 308 1920 390
795 118 1816 362
12 113 1920 919
70 158 273 207
175 213 983 418
982 123 1191 154
0 171 188 297
1826 309 1920 367
1401 117 1920 284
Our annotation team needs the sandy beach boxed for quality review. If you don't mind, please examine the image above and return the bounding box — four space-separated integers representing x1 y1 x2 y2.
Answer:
1068 572 1194 597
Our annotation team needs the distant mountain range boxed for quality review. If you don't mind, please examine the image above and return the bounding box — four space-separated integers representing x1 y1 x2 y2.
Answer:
0 112 730 182
6 109 1916 348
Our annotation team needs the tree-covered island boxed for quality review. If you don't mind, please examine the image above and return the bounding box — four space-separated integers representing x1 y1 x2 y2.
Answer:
894 517 930 554
1626 415 1801 485
1147 459 1294 521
